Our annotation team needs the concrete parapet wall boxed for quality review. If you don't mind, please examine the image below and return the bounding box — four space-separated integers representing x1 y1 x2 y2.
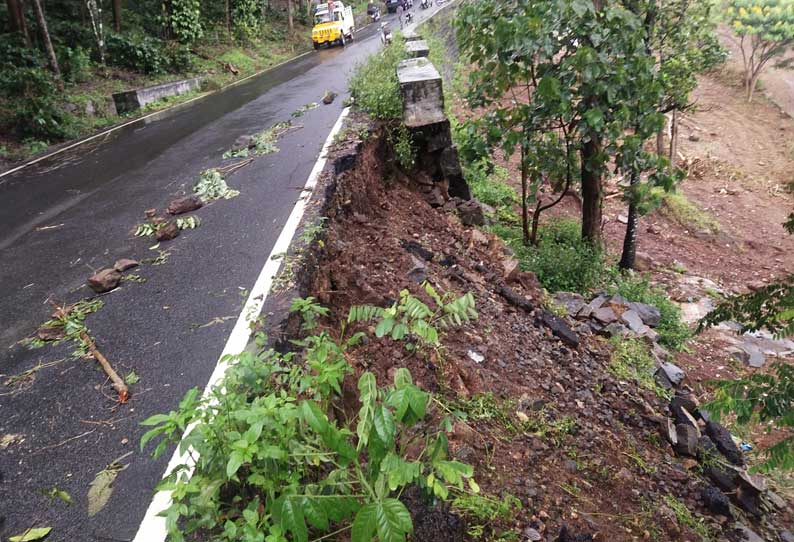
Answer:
113 77 202 114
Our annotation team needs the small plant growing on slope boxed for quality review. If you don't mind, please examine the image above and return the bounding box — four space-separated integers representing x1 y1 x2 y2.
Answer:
141 294 477 542
348 282 477 352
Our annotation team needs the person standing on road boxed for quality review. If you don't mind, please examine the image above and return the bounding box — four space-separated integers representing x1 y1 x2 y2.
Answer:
397 0 404 28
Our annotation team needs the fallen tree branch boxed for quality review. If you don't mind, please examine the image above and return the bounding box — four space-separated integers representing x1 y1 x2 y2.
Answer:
80 332 129 403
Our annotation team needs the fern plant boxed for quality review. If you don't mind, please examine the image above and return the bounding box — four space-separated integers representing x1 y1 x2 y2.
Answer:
141 296 477 542
349 282 477 350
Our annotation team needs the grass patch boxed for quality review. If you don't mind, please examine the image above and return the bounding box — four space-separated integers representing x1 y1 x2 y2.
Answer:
660 192 721 234
464 158 518 214
452 493 522 541
490 218 607 294
663 495 712 542
608 337 671 399
349 33 407 119
609 274 691 350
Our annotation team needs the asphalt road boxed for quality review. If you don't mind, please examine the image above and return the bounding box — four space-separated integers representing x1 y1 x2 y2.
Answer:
0 9 442 540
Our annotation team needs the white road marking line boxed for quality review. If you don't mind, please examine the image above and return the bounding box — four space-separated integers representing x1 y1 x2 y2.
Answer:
0 51 313 183
131 106 350 542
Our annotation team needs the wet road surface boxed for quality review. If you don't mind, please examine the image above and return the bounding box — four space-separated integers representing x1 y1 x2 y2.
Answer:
0 14 420 540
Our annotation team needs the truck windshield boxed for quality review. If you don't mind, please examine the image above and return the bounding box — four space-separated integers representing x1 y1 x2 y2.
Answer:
314 10 342 23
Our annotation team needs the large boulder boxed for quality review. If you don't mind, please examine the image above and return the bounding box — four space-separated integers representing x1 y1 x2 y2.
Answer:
540 311 580 348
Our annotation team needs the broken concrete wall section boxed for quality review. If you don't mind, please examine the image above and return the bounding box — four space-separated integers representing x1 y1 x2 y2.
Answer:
397 56 471 205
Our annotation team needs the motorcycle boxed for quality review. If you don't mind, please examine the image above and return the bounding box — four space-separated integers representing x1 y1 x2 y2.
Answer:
380 22 393 45
420 0 429 8
404 10 413 23
368 7 381 21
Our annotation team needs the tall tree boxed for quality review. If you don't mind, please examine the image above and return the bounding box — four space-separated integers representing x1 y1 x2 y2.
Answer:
287 0 293 32
86 0 106 64
30 0 60 79
112 0 122 31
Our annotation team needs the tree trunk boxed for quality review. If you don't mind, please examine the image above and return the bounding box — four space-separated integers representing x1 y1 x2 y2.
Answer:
85 0 105 64
619 170 640 270
580 136 603 246
521 145 530 245
6 0 32 46
668 109 678 167
112 0 121 31
530 199 541 246
656 120 665 157
30 0 60 80
287 0 294 31
225 0 231 35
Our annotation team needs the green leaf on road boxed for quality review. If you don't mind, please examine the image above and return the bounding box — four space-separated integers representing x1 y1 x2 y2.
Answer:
9 527 52 541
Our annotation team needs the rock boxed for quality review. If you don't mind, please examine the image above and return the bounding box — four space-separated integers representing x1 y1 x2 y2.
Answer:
84 100 96 116
400 239 434 261
113 258 139 272
467 349 484 364
37 325 65 341
457 200 485 226
601 322 629 339
554 292 587 315
676 407 701 438
502 258 520 282
627 301 661 327
144 208 157 218
779 531 794 542
88 268 122 293
407 256 428 284
734 523 764 542
679 297 715 325
705 421 744 466
701 486 731 517
634 251 654 271
674 423 699 456
688 133 700 142
470 229 488 246
647 224 661 235
617 214 628 224
670 393 699 424
621 309 647 333
640 327 659 343
608 294 629 308
322 90 337 104
766 490 786 510
540 311 580 348
167 195 203 215
587 296 608 312
730 342 766 368
524 527 542 541
593 307 617 324
657 362 685 387
705 462 739 493
156 221 180 241
660 418 678 446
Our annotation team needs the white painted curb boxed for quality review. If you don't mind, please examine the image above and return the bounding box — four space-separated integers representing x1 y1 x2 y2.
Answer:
131 106 351 542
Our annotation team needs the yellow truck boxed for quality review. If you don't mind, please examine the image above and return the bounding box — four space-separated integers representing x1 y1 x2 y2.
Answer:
311 1 355 49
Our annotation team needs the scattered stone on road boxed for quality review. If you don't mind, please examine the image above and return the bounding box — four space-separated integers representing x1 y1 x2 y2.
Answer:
167 196 203 215
156 221 180 241
88 268 122 293
113 258 139 272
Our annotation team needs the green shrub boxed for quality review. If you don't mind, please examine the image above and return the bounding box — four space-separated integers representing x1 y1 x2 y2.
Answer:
609 274 691 350
163 43 195 73
464 158 517 211
660 192 721 234
59 46 92 83
348 34 407 120
106 33 167 74
526 218 606 294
